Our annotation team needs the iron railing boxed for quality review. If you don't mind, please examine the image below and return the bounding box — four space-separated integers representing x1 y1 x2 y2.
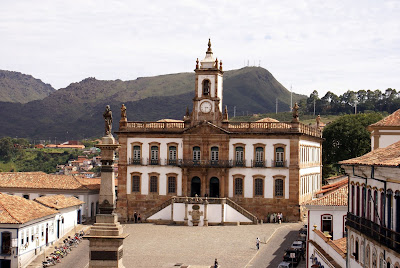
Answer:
128 158 142 165
272 160 287 167
251 160 267 168
346 212 400 252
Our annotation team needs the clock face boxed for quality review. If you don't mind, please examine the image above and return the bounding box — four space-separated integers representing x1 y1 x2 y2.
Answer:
200 101 212 113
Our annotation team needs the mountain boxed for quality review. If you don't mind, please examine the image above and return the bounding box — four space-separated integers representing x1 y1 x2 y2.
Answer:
0 70 55 103
0 67 305 140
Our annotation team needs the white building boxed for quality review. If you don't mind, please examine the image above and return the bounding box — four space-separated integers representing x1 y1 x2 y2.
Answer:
341 141 400 268
368 109 400 150
0 172 99 220
304 182 348 268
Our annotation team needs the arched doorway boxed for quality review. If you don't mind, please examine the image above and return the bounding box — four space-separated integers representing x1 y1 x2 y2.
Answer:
191 177 201 197
210 177 219 197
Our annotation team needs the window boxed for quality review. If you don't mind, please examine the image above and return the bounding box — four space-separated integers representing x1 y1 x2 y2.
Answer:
1 232 11 255
234 177 243 196
31 227 34 242
380 192 384 225
321 214 333 237
374 190 378 223
235 146 244 166
168 146 177 165
211 146 219 164
362 187 365 217
193 146 201 162
132 175 140 192
275 147 284 167
355 240 359 261
21 230 24 245
352 185 355 214
150 145 159 165
356 186 360 216
203 79 210 96
23 194 29 200
387 191 392 229
254 178 263 196
132 145 141 164
26 229 29 245
167 176 176 194
275 179 284 197
254 147 264 167
367 189 372 220
150 176 158 193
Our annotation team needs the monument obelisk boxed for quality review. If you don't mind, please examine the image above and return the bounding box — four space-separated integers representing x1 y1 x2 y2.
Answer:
85 105 128 268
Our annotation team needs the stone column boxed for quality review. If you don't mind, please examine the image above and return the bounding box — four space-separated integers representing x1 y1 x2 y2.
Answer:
184 197 189 226
171 197 175 223
203 198 209 227
85 135 129 268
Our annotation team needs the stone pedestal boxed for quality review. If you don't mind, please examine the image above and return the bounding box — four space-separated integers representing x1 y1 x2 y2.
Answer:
84 134 128 268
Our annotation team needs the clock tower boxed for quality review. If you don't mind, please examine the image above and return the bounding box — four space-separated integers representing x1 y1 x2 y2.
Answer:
190 39 225 126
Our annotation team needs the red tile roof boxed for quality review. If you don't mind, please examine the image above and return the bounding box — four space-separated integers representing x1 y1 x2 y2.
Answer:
35 195 84 209
340 140 400 167
369 109 400 127
316 178 348 195
0 193 57 224
332 237 347 254
303 185 348 206
0 172 98 191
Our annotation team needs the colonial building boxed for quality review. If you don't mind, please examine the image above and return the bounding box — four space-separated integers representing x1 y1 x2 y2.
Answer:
116 40 323 222
368 108 400 150
341 141 400 268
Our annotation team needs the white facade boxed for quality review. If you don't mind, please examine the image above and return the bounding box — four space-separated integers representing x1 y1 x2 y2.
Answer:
370 129 400 150
307 206 347 241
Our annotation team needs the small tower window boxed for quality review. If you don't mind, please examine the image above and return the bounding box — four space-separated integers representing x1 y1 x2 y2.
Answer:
203 80 210 96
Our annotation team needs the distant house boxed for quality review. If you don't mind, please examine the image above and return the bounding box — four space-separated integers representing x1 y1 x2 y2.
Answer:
303 182 348 268
0 193 57 268
0 172 99 220
368 109 400 150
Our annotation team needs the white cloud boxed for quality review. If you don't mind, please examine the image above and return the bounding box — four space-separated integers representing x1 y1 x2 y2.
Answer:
0 0 399 97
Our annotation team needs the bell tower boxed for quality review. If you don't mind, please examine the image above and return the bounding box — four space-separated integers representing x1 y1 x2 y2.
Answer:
191 39 224 126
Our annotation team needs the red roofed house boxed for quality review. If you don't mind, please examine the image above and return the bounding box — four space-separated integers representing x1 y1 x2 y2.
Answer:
303 184 348 268
340 140 400 268
0 172 99 221
368 109 400 150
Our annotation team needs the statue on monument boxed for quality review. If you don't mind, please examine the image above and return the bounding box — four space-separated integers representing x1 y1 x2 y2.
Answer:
103 105 113 136
292 102 299 123
121 104 127 119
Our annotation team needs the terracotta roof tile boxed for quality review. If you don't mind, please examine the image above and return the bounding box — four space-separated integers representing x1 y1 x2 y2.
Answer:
369 109 400 127
340 140 400 167
332 237 347 254
35 195 84 209
303 185 348 206
0 172 95 190
0 193 57 224
75 177 101 190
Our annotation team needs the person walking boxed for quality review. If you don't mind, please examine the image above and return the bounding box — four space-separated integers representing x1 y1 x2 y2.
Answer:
277 213 282 224
256 237 260 250
214 258 218 268
133 212 138 223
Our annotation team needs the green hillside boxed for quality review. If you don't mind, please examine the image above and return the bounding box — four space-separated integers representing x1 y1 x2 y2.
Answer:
0 67 306 140
0 70 55 103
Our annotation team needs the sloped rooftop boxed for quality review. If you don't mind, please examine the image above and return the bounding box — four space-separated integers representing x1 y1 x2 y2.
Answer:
340 140 400 167
255 117 279 123
35 194 84 210
369 109 400 127
0 172 99 191
303 185 348 206
0 193 57 224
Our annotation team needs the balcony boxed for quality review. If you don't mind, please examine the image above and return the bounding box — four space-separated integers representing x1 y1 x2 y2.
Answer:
346 212 400 252
233 160 246 167
148 158 160 165
180 159 232 168
272 160 287 168
166 159 179 166
128 158 142 165
251 160 266 168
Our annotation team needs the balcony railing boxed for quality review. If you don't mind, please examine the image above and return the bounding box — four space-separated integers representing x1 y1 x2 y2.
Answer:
346 212 400 252
233 160 246 167
167 159 179 166
251 160 266 168
180 159 232 168
128 158 142 165
148 158 160 165
272 160 287 168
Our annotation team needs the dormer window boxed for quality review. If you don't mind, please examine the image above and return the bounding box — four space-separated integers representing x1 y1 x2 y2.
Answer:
203 80 210 96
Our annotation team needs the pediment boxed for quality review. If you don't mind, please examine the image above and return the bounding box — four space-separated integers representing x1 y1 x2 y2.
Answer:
183 121 230 135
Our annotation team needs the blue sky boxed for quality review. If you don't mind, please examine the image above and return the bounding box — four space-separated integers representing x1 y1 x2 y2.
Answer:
1 0 399 97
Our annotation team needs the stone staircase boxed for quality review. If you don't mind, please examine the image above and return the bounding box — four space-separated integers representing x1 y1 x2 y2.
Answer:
144 196 258 224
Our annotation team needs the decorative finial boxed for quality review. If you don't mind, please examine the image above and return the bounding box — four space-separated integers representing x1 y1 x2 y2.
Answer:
219 61 223 71
223 105 228 121
207 38 212 53
215 58 218 68
121 104 126 119
196 58 199 69
292 103 299 123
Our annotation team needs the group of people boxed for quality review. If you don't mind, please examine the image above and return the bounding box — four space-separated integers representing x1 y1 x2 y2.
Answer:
267 212 283 224
132 212 142 223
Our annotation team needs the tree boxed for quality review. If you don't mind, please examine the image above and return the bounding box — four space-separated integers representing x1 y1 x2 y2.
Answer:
322 113 383 178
